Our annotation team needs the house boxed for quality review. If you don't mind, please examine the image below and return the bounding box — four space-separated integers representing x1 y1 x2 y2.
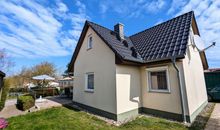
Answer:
204 68 220 101
58 77 74 88
67 11 208 123
0 71 6 100
58 77 74 97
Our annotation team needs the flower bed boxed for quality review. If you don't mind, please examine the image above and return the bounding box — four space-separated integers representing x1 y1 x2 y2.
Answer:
0 118 8 129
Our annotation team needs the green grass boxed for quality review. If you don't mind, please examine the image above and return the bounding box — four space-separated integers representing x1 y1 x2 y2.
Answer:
120 116 187 130
6 107 187 130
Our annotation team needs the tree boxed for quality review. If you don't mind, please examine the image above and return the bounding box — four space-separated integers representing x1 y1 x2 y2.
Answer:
0 49 14 72
32 62 56 76
6 62 57 88
63 63 70 77
0 79 10 111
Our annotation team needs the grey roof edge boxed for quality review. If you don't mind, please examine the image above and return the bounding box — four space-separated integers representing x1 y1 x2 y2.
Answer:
0 71 6 77
123 54 185 64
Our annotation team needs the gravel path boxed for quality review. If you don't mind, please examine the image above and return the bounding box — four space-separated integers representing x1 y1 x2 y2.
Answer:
205 103 220 130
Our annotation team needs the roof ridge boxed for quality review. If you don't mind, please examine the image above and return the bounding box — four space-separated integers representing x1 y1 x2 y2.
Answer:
129 11 194 38
86 20 132 38
86 20 143 60
86 20 113 32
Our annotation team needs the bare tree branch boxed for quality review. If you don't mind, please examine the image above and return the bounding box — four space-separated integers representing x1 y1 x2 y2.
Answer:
0 49 14 72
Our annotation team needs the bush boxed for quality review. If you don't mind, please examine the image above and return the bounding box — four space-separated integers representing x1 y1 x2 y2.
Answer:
9 88 28 93
17 94 35 111
31 87 59 98
0 79 10 111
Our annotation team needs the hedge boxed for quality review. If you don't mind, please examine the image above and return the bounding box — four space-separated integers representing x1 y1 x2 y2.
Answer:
31 87 59 98
0 79 10 111
17 94 35 111
9 88 28 93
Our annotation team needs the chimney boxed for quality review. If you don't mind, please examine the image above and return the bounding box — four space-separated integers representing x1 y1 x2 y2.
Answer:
114 23 124 40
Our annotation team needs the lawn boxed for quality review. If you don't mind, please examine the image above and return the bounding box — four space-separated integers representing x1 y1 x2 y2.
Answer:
6 107 187 130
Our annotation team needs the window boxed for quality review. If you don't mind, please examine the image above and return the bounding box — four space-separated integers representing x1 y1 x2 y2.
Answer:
147 67 170 93
87 35 93 49
85 73 94 92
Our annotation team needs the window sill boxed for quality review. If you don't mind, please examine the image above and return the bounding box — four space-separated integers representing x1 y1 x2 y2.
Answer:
84 89 94 93
148 90 171 94
87 48 92 51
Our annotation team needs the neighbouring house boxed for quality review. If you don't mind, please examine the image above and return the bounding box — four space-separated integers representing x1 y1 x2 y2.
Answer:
48 81 59 87
0 71 6 100
67 11 208 123
204 68 220 100
58 77 73 97
58 77 74 88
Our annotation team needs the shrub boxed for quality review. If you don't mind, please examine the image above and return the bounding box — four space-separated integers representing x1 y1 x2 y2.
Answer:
9 88 28 93
31 87 59 97
0 79 10 111
17 94 35 111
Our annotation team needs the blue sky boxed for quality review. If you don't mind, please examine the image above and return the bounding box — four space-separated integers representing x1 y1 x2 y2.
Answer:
0 0 219 75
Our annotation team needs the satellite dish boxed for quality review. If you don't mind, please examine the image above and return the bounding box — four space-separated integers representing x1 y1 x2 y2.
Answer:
193 35 205 50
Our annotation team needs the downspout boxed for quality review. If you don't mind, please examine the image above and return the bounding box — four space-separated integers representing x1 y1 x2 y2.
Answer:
171 57 187 123
72 72 74 101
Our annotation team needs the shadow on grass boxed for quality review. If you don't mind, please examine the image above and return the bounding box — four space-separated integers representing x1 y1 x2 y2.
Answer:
62 103 81 112
46 96 72 104
46 96 81 112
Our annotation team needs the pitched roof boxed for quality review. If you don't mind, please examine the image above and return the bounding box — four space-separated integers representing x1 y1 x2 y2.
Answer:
0 71 5 77
87 21 143 63
130 12 192 62
68 11 206 72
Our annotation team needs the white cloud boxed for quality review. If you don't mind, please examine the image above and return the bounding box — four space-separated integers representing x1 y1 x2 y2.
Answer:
167 0 187 14
169 0 220 67
99 3 108 14
154 19 164 25
99 0 166 18
145 0 165 13
0 0 88 58
75 0 86 14
57 2 68 13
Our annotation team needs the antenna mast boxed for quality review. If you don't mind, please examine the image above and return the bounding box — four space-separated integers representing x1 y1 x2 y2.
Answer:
199 42 216 52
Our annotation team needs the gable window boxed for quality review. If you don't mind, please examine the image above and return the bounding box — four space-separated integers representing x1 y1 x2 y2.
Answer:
146 66 170 93
85 72 94 92
87 35 93 49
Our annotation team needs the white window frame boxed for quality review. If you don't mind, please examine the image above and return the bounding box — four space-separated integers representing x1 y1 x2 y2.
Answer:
87 34 93 50
85 72 94 92
146 66 171 93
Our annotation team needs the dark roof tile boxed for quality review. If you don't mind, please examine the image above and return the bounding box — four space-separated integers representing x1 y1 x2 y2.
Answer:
69 11 195 71
129 11 193 62
87 21 143 62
